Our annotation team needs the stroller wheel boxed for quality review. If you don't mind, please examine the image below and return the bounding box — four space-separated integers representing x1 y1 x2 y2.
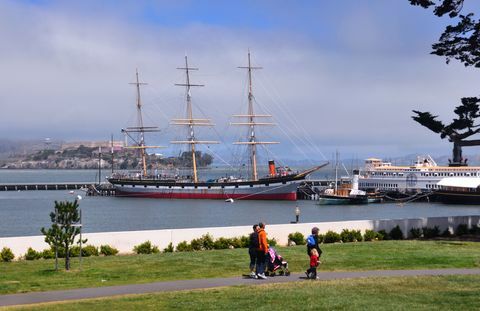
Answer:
279 270 284 276
265 271 270 277
270 272 275 277
285 271 290 276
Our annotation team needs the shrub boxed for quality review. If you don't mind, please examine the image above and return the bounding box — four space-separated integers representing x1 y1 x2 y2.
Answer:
229 237 243 249
41 248 54 259
133 241 159 254
240 235 250 248
288 232 306 245
267 237 277 247
469 225 480 235
163 243 174 253
409 228 422 239
100 245 119 256
1 247 14 262
422 226 440 239
323 231 341 244
83 245 99 257
442 228 452 237
377 230 388 240
176 241 192 252
363 230 377 241
340 229 362 243
456 224 469 236
190 234 215 251
24 247 41 260
213 237 231 250
317 234 325 243
190 238 203 251
389 226 404 240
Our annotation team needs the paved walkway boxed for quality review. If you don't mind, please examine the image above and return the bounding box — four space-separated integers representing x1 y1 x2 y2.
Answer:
1 268 480 307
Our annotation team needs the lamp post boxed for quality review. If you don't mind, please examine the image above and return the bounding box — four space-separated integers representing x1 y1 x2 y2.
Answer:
72 195 83 270
54 205 58 271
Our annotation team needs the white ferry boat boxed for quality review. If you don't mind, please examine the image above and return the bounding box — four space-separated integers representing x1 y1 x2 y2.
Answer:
358 155 480 194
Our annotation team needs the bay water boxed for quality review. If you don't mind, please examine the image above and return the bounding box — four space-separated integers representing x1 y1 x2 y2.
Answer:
1 169 479 237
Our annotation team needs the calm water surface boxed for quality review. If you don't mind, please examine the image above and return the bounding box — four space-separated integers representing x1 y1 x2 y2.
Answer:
1 170 479 237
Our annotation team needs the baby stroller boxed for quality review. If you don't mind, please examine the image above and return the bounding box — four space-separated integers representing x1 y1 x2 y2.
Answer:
265 247 290 276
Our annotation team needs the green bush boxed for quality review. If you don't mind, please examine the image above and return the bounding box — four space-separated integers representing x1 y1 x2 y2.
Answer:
190 234 215 251
83 245 99 257
456 224 469 236
422 226 440 238
323 231 341 244
229 237 243 249
389 226 404 240
24 247 41 260
41 248 55 259
442 228 452 237
176 241 193 252
409 228 422 239
340 229 362 243
317 234 325 243
100 245 119 256
213 237 231 250
240 235 250 248
363 230 377 241
377 230 388 240
163 243 174 253
133 241 160 254
1 247 14 262
267 237 277 247
288 232 306 245
190 238 203 251
469 225 480 235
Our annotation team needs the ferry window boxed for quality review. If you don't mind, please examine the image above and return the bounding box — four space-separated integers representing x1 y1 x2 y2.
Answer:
144 185 147 188
434 173 438 176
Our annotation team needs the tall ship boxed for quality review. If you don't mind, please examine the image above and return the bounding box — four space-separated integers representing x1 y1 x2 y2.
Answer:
107 52 326 200
358 155 480 194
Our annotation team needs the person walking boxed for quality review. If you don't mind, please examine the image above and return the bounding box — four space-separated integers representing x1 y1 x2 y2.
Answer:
256 222 269 279
306 248 320 279
248 224 259 278
306 227 322 278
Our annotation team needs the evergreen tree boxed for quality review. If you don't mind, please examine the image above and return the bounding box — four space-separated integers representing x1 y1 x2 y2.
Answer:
41 200 85 270
409 0 480 165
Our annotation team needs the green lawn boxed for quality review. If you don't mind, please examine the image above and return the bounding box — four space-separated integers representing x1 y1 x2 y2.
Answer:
1 240 480 295
7 275 480 310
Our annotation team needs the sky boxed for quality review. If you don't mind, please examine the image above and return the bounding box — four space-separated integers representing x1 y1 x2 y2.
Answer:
1 0 480 163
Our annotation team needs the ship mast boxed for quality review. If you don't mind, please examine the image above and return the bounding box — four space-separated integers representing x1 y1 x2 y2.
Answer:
171 56 218 183
122 69 162 177
233 50 278 181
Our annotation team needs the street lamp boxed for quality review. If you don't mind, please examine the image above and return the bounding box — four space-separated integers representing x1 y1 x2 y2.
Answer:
72 195 83 270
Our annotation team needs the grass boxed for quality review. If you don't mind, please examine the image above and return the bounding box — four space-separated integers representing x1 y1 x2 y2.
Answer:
6 275 480 310
1 240 480 295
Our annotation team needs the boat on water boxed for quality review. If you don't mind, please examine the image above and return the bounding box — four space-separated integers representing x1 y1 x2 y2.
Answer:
317 152 368 205
434 177 480 204
107 52 326 200
358 155 480 194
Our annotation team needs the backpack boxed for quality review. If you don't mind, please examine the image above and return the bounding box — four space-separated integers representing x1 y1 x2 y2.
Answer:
306 235 316 246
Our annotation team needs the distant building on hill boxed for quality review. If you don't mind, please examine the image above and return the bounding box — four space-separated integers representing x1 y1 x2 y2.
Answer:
61 141 124 151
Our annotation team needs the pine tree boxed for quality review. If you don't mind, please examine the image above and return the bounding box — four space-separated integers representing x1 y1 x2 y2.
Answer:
409 0 480 165
41 200 86 270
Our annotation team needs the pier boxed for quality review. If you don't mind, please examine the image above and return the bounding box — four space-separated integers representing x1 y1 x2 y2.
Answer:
0 182 115 196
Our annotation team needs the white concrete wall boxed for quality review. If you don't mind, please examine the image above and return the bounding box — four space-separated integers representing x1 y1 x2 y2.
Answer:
1 215 479 258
